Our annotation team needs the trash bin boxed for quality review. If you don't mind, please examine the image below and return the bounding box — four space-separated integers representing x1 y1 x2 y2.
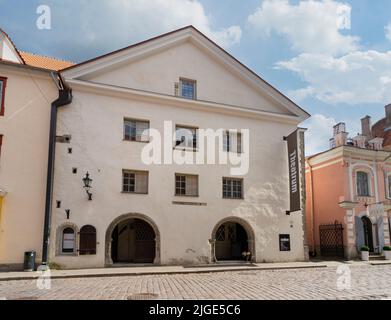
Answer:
23 251 36 272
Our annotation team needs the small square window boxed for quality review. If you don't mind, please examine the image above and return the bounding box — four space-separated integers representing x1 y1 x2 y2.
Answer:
124 119 150 142
223 131 242 153
180 79 196 100
223 178 243 199
175 125 198 150
122 170 148 194
175 174 198 197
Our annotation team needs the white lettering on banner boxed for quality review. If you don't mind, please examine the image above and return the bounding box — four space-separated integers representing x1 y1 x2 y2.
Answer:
290 149 298 194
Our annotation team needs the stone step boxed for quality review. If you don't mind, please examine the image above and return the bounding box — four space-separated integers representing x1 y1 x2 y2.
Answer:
369 255 386 261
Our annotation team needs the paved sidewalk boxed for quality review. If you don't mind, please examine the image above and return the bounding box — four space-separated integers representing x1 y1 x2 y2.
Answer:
2 263 391 300
1 260 388 281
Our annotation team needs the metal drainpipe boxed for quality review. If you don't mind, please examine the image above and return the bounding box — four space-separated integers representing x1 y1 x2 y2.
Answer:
307 158 316 256
41 75 72 266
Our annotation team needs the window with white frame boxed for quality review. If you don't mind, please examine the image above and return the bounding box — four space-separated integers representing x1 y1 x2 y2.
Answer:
175 174 198 197
124 119 149 142
62 227 76 253
223 178 243 199
357 171 370 197
223 130 242 153
175 125 198 150
387 175 391 198
179 78 196 100
122 170 149 194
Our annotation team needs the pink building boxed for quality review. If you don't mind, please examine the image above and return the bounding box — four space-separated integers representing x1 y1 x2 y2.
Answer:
306 105 391 259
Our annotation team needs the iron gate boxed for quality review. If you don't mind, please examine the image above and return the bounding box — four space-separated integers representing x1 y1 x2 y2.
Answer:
319 223 344 258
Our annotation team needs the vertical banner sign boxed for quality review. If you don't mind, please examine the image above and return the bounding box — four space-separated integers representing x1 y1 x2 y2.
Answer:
286 130 301 212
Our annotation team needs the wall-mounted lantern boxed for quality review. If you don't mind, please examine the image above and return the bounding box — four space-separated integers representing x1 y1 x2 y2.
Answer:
82 172 93 201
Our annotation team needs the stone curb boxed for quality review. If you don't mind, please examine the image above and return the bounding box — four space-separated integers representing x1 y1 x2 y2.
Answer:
0 264 329 282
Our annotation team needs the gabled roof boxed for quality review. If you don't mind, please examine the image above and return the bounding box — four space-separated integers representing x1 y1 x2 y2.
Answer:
0 28 74 71
62 25 310 120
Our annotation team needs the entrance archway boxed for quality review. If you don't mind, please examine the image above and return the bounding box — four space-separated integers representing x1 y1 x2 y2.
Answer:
105 214 160 265
362 216 374 252
211 217 255 262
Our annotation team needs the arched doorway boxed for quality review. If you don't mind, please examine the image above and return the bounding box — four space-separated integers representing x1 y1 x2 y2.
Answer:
105 214 160 265
211 218 255 262
362 216 374 252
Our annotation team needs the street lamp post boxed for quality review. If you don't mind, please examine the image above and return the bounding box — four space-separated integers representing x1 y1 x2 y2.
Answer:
82 172 93 201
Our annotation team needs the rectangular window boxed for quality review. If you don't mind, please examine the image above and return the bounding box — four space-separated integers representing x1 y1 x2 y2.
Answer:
0 77 7 116
124 119 149 142
357 171 370 197
223 178 243 199
223 131 242 153
175 174 199 197
279 234 291 252
0 135 2 159
62 228 75 253
175 125 198 150
122 170 149 194
180 78 196 100
388 176 391 198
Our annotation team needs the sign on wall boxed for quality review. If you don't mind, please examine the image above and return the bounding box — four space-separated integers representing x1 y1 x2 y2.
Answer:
279 234 291 251
286 130 301 213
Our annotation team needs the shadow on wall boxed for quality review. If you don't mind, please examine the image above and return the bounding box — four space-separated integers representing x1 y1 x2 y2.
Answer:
231 177 288 255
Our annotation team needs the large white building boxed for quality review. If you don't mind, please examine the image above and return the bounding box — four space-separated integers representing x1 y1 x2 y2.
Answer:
47 26 309 269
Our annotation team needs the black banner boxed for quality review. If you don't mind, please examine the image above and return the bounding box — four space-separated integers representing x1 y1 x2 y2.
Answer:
286 130 301 213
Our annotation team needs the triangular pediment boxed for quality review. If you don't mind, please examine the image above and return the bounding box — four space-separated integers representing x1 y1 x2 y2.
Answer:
62 26 309 120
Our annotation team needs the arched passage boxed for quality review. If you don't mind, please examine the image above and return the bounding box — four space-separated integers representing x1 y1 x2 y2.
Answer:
105 213 160 265
362 216 375 252
211 217 255 262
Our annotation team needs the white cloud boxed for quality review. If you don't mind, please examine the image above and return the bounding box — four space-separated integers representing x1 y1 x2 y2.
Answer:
386 23 391 42
49 0 241 60
303 114 362 155
247 1 391 107
277 51 391 105
105 0 242 48
25 0 241 61
247 0 359 55
303 114 336 155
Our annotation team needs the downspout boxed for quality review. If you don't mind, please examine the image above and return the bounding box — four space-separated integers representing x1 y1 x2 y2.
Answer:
307 158 316 256
41 73 72 266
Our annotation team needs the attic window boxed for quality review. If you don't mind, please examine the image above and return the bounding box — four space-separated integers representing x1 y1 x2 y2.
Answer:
179 78 196 100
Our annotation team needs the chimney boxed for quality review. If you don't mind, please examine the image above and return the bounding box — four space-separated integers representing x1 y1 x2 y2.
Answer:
386 104 391 132
333 122 348 147
361 116 372 138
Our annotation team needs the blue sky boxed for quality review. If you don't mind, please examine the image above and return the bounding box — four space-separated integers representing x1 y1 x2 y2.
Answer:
1 0 391 154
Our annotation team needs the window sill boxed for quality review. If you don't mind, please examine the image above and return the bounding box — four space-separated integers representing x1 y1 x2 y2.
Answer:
58 252 78 257
174 194 199 198
123 139 150 144
222 197 244 200
173 147 198 152
121 191 149 195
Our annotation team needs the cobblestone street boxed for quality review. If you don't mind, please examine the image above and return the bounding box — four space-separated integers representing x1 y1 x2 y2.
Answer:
1 264 391 300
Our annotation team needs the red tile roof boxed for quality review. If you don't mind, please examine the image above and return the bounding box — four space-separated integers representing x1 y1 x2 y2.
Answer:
19 51 74 71
1 27 74 71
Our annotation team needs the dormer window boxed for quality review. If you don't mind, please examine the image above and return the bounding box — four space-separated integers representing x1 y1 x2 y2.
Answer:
179 78 196 100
